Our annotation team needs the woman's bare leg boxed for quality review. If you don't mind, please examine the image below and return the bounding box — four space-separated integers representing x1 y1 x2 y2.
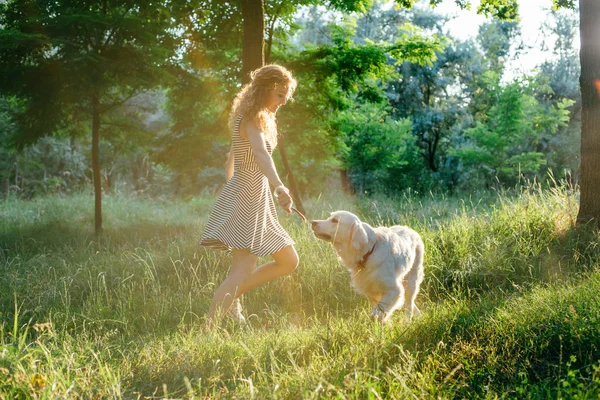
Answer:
236 245 299 297
205 249 257 328
204 245 299 329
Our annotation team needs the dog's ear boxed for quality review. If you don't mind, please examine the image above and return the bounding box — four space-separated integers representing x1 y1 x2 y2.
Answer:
351 221 368 250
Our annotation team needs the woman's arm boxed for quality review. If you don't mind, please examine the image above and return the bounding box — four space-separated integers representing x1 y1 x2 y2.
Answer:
243 119 293 213
243 120 285 188
225 144 234 181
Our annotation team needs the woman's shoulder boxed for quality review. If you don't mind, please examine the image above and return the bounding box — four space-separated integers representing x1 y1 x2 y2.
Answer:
239 114 263 131
234 114 255 141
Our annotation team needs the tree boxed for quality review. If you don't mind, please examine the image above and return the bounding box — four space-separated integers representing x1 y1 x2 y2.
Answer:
395 0 598 225
241 0 265 84
576 0 600 225
386 6 464 177
0 97 19 196
0 0 188 234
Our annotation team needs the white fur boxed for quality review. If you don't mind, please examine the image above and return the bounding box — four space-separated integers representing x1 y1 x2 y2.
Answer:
311 210 425 323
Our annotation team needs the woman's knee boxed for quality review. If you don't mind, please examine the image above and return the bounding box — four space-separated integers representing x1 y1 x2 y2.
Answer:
277 246 299 275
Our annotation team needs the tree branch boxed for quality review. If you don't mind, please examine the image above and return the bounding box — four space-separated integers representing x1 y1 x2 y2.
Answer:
99 86 142 114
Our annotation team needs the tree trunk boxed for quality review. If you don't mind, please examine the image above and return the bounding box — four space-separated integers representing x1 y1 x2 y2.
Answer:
13 153 19 194
265 24 273 65
2 178 8 198
265 8 280 65
577 0 600 226
339 168 353 194
92 95 103 234
241 0 264 85
21 154 27 193
278 134 306 216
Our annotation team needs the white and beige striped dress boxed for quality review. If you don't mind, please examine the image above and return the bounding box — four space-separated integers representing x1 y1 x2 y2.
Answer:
200 115 294 256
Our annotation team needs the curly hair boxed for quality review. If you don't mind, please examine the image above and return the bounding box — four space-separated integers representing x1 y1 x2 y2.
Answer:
229 64 297 147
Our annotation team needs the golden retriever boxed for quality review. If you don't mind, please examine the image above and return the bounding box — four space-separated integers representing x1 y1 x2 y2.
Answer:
311 211 424 323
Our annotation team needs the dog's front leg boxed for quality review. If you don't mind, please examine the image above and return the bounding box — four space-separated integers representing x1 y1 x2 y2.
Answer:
371 287 402 323
404 303 421 322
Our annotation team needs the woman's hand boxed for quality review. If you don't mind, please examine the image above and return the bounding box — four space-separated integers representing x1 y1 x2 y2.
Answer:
274 185 293 214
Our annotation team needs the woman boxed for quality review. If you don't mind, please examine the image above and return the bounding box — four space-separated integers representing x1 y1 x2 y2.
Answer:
200 64 299 328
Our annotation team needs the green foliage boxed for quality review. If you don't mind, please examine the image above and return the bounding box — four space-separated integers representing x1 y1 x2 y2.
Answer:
394 0 519 20
279 3 579 196
0 0 187 148
0 0 583 200
477 0 519 20
452 76 574 187
477 19 520 73
553 0 577 9
151 0 444 196
280 13 443 194
291 12 442 103
17 137 88 196
157 72 231 195
332 102 416 193
327 0 373 13
0 95 90 197
363 7 466 190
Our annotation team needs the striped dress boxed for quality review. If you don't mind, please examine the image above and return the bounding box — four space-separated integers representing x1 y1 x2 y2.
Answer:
199 115 295 256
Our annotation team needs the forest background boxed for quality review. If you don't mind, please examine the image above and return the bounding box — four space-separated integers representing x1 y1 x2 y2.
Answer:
0 0 582 207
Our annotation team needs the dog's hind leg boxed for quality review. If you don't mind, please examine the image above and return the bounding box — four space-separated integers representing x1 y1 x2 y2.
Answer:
403 241 425 321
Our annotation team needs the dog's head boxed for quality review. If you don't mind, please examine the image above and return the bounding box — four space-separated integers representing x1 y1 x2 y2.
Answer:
311 210 368 251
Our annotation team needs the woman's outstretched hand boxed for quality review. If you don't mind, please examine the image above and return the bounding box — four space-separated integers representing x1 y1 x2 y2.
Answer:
274 185 293 214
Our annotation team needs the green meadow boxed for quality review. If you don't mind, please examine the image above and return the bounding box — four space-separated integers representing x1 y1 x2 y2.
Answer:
1 185 599 399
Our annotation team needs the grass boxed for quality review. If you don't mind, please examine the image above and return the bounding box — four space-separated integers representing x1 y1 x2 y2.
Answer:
0 184 599 398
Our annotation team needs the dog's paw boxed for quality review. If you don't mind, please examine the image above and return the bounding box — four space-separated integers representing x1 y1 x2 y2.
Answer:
370 306 387 322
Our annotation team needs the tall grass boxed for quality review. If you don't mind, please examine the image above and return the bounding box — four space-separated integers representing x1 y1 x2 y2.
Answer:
0 185 599 398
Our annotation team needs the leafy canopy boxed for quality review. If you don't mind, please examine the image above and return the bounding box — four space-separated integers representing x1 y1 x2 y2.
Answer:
0 0 189 148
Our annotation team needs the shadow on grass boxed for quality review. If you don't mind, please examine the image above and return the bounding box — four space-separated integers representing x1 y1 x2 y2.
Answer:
0 218 197 255
531 223 600 287
424 221 600 306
